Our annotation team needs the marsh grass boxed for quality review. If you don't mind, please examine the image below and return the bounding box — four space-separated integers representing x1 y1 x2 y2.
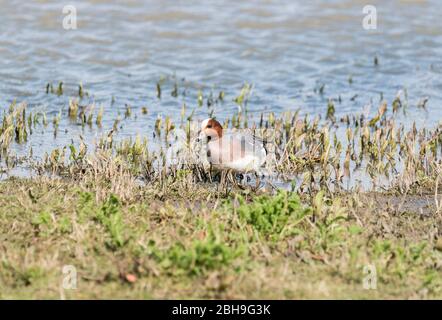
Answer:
0 177 440 299
1 83 442 299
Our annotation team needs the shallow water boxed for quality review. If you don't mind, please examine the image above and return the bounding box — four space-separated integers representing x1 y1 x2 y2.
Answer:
1 0 442 166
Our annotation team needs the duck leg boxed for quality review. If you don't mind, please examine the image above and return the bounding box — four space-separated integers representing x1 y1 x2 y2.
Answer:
225 170 234 195
208 164 213 183
218 169 228 192
254 171 261 191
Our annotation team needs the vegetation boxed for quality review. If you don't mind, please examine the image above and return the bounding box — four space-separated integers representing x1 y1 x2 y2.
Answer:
0 81 441 299
0 177 441 299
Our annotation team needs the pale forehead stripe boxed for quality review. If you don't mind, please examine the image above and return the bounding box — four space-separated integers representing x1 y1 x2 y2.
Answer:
201 118 210 129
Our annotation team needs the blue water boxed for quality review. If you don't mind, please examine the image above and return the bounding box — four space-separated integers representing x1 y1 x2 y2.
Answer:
0 0 441 162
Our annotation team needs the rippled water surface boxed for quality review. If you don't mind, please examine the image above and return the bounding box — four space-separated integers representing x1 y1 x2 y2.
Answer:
1 0 442 159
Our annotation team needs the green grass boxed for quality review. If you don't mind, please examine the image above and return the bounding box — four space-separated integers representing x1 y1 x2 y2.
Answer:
2 83 442 299
234 190 311 240
0 178 441 299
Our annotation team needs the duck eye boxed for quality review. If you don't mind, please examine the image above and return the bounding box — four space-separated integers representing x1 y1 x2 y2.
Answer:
207 136 212 141
207 125 212 128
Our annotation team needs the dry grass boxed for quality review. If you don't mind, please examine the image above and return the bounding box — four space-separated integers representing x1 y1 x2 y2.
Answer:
0 176 441 299
1 86 442 299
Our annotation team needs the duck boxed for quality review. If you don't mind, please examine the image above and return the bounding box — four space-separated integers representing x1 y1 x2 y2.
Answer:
197 118 267 173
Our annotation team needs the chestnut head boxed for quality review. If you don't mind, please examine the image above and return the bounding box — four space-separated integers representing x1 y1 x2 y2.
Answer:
198 118 223 142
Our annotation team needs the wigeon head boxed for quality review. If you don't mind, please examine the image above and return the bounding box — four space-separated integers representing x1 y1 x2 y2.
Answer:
198 118 223 142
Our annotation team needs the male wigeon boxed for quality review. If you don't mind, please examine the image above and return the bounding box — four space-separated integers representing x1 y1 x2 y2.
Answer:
197 118 267 172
